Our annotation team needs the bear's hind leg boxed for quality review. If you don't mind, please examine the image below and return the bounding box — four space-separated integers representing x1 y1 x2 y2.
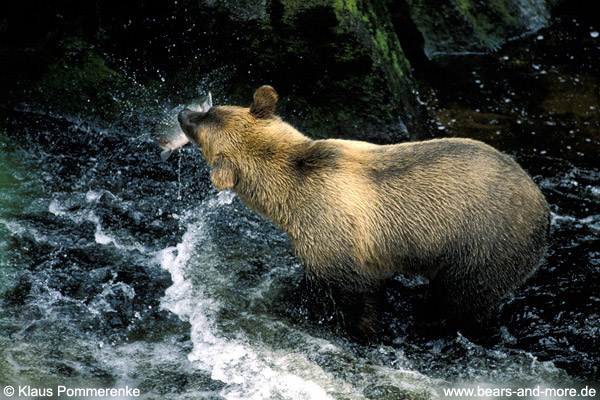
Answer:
430 262 523 330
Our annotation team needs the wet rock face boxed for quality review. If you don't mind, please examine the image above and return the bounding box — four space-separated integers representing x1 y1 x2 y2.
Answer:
404 0 552 57
0 0 562 142
0 0 416 141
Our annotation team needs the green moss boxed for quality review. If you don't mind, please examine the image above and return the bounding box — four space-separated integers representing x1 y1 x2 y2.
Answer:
28 38 123 120
490 0 520 23
454 0 493 48
373 27 406 78
280 0 331 21
20 37 169 124
332 0 412 101
405 0 550 56
2 1 425 140
374 28 389 54
454 0 470 12
453 0 528 49
333 0 359 16
391 53 404 78
235 0 423 140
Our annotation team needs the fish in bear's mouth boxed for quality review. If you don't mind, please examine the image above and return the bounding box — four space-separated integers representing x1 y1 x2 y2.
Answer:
156 92 212 160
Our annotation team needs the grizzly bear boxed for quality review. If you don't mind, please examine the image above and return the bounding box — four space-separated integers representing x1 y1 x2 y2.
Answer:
177 85 550 339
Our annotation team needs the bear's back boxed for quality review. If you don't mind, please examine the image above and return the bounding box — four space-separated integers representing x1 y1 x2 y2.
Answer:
291 137 548 280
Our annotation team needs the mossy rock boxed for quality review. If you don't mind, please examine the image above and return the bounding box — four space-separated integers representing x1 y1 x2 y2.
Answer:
1 0 428 142
2 0 563 141
1 36 167 126
31 38 127 119
404 0 553 56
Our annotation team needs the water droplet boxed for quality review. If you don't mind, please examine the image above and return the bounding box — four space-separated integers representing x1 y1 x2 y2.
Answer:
591 31 599 38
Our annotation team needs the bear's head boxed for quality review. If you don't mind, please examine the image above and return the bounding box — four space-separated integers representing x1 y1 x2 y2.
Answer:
178 85 279 191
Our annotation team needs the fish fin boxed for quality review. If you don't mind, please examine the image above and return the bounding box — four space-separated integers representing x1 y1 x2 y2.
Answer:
156 141 169 151
161 149 173 161
200 92 213 113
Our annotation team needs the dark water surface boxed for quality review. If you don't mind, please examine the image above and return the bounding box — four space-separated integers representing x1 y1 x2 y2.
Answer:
1 14 599 400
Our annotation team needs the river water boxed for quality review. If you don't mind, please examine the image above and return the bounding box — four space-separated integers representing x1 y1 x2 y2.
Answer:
0 13 598 400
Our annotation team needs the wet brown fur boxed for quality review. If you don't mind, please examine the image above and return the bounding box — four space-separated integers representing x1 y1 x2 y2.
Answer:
179 85 550 338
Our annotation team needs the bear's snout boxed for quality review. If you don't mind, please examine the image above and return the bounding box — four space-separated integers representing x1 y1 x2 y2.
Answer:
178 108 193 126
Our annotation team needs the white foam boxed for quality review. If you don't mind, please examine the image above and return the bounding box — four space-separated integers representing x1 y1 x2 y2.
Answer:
94 220 116 245
88 281 136 315
550 211 578 226
68 210 145 253
48 198 66 216
551 211 600 232
0 217 27 236
48 194 146 252
0 217 46 244
158 193 352 399
580 215 600 232
86 190 103 203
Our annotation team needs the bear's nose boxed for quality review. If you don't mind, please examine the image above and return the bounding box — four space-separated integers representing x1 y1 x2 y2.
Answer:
178 108 192 125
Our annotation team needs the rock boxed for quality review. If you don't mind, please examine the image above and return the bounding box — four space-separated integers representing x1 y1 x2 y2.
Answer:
404 0 553 57
0 0 566 141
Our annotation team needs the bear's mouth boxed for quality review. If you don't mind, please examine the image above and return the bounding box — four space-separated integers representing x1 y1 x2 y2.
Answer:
157 93 213 160
177 108 195 125
178 92 212 125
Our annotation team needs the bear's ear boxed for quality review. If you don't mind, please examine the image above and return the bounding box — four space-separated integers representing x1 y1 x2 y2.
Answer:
250 85 278 118
210 154 237 191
